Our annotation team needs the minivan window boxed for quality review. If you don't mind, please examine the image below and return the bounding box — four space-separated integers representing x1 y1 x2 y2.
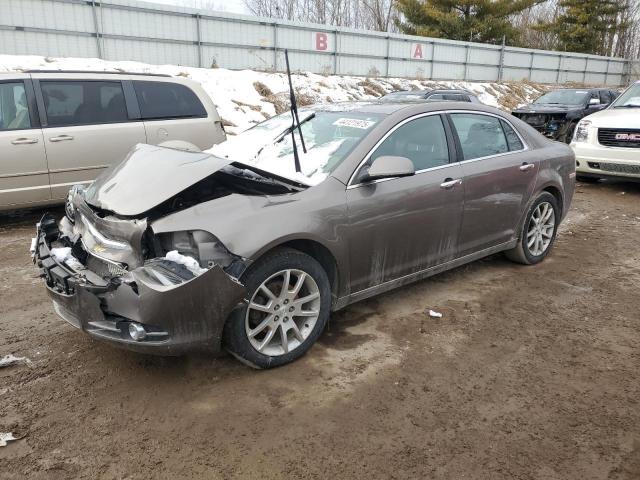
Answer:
40 81 128 127
133 81 206 120
370 115 449 171
0 82 31 131
450 113 508 160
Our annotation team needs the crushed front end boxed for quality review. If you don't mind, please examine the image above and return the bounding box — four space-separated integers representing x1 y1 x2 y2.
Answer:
512 112 575 141
33 188 246 355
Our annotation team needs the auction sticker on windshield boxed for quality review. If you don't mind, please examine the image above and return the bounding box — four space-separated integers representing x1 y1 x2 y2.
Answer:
333 118 376 129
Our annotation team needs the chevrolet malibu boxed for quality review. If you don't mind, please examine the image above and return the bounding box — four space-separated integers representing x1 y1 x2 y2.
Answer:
33 102 575 368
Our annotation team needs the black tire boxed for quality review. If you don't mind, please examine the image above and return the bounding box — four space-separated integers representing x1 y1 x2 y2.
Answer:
576 174 600 183
223 248 331 369
505 192 560 265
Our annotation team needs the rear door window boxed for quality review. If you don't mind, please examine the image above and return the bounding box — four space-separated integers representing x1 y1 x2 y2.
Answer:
450 113 509 160
40 81 128 127
0 82 31 131
133 81 206 120
501 120 524 151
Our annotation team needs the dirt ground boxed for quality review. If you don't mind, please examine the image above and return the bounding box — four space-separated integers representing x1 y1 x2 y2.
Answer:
0 180 639 480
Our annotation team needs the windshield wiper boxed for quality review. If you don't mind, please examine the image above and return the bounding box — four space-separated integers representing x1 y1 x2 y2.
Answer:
285 49 306 173
274 112 316 143
614 104 640 108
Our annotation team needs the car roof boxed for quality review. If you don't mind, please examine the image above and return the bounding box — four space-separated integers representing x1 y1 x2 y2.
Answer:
429 89 474 94
383 88 474 96
549 87 608 92
305 99 490 115
383 91 425 96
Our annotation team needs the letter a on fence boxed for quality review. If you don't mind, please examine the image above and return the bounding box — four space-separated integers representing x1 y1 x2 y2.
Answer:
412 43 424 59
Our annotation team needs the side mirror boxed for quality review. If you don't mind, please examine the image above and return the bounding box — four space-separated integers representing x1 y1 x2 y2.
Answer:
363 156 415 182
589 98 601 106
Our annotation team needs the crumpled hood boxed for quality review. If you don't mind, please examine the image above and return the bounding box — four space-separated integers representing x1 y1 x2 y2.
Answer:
84 144 233 217
513 104 581 115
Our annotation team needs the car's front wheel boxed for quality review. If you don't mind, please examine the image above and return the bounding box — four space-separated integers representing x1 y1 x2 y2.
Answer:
506 192 560 265
224 248 331 368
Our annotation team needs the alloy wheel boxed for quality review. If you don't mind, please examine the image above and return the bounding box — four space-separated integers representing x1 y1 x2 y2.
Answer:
527 201 555 256
245 269 321 356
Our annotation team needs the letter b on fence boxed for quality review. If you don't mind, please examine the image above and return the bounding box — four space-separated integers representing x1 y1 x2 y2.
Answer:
314 32 329 51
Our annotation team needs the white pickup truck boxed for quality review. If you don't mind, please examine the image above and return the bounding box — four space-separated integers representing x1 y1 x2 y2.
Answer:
572 80 640 182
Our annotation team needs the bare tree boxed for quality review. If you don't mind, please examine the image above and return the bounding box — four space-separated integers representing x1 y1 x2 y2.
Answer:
612 0 640 59
512 1 561 50
360 0 395 31
243 0 398 31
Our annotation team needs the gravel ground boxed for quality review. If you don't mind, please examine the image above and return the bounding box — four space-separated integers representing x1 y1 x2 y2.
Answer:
0 181 639 480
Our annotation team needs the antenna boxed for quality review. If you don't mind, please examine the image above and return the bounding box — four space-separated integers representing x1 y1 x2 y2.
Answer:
285 49 306 173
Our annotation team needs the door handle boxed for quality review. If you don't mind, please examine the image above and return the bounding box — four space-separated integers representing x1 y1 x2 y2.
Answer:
519 163 535 172
49 135 74 142
11 137 39 145
440 178 462 190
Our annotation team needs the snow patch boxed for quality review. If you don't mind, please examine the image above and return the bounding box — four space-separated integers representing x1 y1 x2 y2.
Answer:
50 247 72 264
0 432 20 447
165 250 207 276
0 354 31 368
0 54 549 136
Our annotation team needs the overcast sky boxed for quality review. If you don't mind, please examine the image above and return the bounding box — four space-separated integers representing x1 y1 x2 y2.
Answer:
139 0 249 14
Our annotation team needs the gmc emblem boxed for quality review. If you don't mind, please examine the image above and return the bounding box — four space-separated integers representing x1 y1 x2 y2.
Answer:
615 133 640 141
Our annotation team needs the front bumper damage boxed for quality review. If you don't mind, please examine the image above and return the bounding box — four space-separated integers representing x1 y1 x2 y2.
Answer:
513 113 577 141
34 214 246 355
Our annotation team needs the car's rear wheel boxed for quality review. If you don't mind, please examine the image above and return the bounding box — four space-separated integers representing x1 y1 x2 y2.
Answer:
506 192 559 265
223 248 331 369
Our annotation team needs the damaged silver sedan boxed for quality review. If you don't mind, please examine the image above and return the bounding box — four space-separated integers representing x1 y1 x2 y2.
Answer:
34 102 575 368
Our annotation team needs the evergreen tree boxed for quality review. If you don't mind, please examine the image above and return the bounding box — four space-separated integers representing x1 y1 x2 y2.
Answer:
535 0 629 55
395 0 543 45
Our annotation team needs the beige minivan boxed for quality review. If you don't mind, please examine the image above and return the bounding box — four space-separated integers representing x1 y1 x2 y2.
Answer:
0 71 226 211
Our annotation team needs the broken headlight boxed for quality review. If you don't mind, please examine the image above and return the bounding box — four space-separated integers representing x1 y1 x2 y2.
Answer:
155 230 236 269
574 120 591 143
65 184 85 224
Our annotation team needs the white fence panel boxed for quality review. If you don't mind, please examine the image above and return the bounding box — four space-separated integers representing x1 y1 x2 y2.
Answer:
1 0 94 32
0 0 631 86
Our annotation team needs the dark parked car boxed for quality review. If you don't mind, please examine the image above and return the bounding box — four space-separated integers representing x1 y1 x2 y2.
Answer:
34 101 575 368
380 89 481 104
511 88 619 143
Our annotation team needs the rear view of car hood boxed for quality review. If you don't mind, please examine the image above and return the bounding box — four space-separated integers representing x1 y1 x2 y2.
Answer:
84 144 233 217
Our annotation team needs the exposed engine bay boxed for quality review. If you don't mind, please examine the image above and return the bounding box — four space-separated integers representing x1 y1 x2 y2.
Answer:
511 112 578 142
30 157 306 354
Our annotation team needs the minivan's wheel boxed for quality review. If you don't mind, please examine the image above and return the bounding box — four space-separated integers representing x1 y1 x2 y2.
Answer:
223 248 331 369
506 192 559 265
